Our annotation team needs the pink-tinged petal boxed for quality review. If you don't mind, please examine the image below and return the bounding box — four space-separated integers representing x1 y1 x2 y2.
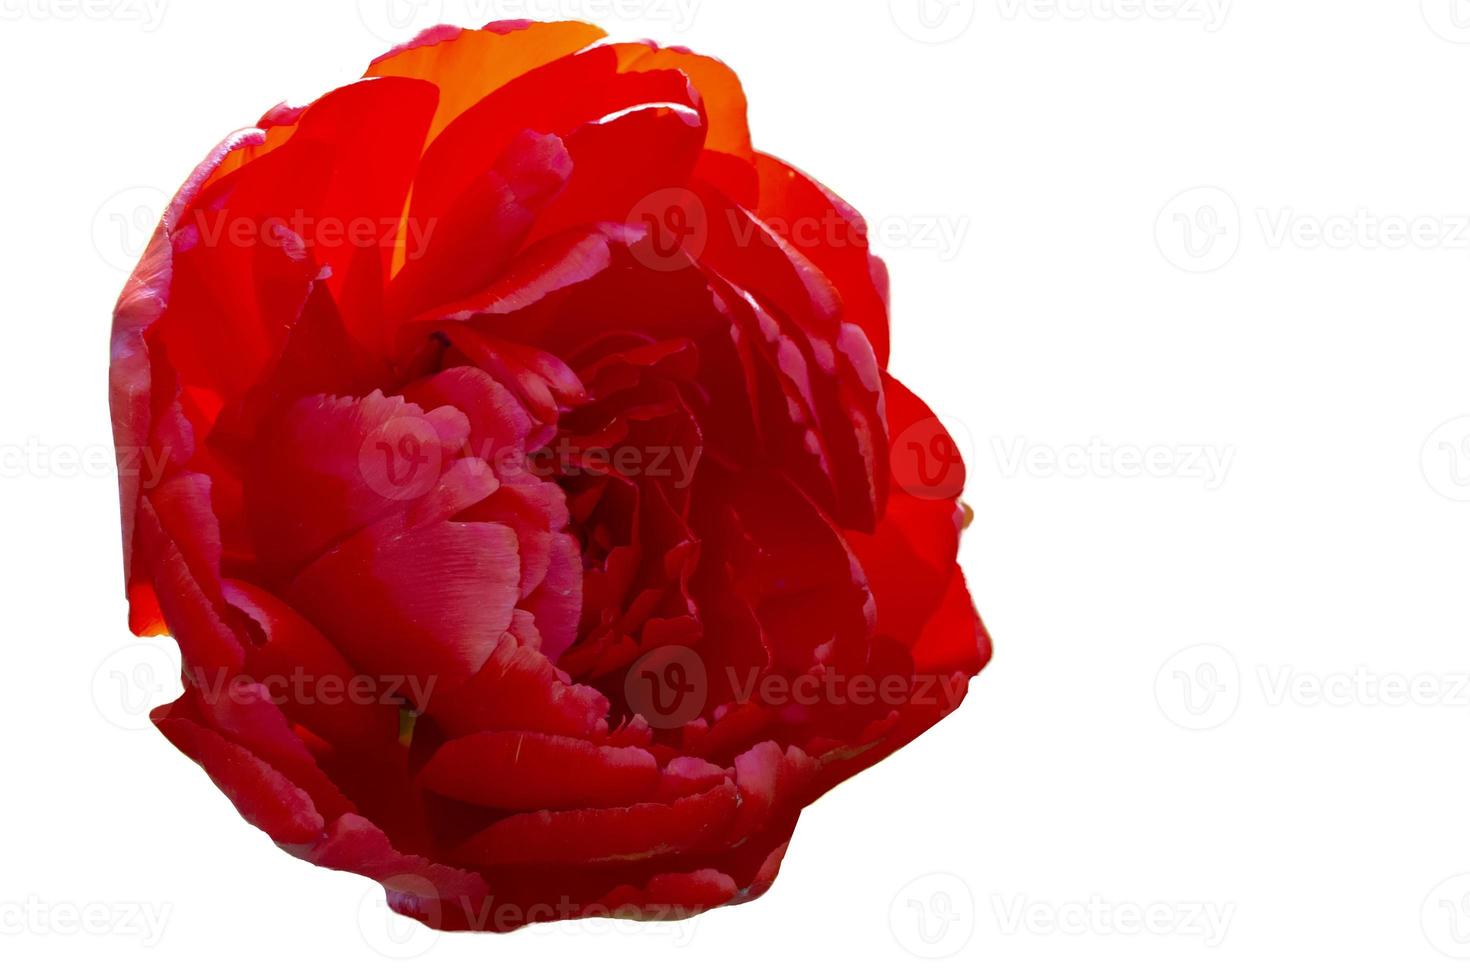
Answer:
455 781 739 866
387 130 572 323
134 496 246 675
681 702 773 765
244 391 472 578
525 102 707 246
456 476 562 599
224 580 400 751
427 629 609 740
400 366 535 462
151 708 324 845
111 129 268 591
712 277 888 532
728 741 816 842
653 756 730 802
181 684 356 823
436 326 586 440
753 153 892 366
287 512 521 692
288 813 494 932
694 179 843 338
594 868 739 919
523 532 583 661
405 45 698 250
422 222 641 322
421 732 659 810
148 472 225 604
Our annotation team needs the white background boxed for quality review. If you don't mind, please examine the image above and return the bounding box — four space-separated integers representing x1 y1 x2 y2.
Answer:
3 0 1468 975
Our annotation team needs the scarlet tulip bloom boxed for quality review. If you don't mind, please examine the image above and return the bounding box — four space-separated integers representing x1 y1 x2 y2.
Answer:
110 19 990 932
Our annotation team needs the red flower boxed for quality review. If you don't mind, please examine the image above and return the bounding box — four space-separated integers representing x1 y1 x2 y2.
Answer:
110 19 991 932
